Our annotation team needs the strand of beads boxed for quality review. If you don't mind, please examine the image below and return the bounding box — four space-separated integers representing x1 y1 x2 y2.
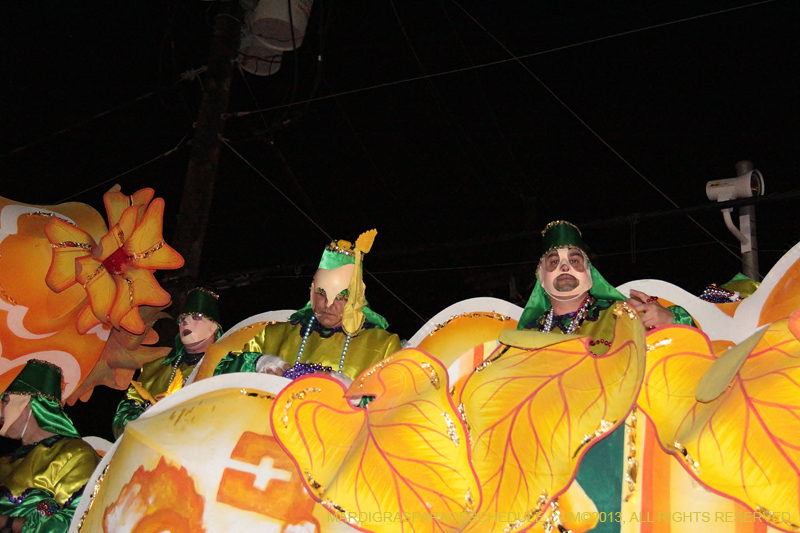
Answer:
294 315 351 373
542 294 592 334
166 354 183 390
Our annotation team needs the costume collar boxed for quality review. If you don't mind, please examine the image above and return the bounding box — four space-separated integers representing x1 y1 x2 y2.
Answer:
524 297 614 333
291 310 376 339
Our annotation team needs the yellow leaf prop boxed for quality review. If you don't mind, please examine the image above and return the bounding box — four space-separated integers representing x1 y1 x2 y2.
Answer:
272 348 480 533
639 315 800 531
459 302 646 533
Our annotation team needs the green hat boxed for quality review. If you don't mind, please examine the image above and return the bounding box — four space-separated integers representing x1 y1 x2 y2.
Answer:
178 287 221 325
290 236 390 331
2 359 80 439
539 220 589 260
164 288 224 366
518 221 625 330
318 240 357 270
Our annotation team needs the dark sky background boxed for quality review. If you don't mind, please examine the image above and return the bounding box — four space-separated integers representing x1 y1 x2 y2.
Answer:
1 0 798 440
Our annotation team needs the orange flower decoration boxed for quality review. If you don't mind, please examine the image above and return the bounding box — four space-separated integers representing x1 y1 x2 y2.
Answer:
44 186 183 335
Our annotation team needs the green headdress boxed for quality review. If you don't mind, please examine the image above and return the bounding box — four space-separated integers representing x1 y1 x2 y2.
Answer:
290 234 390 332
518 221 625 330
177 287 222 326
2 359 80 439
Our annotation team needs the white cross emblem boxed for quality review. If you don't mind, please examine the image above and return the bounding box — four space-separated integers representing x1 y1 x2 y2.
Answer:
226 455 293 491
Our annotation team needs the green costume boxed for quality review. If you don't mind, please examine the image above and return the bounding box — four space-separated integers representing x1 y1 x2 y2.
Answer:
216 236 401 381
0 360 100 533
113 288 223 439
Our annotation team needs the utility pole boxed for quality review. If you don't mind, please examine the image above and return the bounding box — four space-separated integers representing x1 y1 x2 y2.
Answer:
168 1 242 309
735 160 760 280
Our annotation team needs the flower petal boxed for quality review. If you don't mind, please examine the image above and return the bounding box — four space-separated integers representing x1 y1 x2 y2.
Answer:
107 267 170 330
78 258 117 323
117 205 139 244
124 198 184 270
104 186 154 227
118 307 145 335
44 217 96 292
76 303 102 335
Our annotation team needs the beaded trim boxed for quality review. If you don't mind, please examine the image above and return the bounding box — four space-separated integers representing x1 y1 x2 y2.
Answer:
541 220 582 237
325 242 355 257
176 312 219 325
699 284 741 303
2 487 34 504
186 287 219 299
36 499 59 516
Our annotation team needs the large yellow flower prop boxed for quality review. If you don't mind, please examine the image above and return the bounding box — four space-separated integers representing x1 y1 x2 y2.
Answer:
45 185 183 335
639 314 800 531
0 187 178 403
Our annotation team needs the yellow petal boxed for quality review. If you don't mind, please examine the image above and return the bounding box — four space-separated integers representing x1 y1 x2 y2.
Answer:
44 216 95 247
104 186 154 227
124 198 184 270
76 303 102 334
46 248 89 292
117 205 139 244
108 267 170 334
44 217 96 292
82 266 117 324
640 321 800 527
96 229 124 262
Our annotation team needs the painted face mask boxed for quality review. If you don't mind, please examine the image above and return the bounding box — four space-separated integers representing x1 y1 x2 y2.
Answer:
539 247 593 302
179 314 218 348
0 394 30 438
310 264 355 308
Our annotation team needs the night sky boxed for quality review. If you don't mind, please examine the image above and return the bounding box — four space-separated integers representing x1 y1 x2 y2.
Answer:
1 0 798 439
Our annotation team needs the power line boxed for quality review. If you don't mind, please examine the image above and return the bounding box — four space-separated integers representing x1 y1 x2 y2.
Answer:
221 137 332 241
229 0 776 120
449 0 749 270
2 68 206 160
220 137 428 323
54 136 189 204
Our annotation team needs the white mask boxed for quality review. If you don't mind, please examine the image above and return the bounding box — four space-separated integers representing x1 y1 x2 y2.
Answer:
310 264 355 308
0 394 30 438
180 315 218 349
539 247 593 301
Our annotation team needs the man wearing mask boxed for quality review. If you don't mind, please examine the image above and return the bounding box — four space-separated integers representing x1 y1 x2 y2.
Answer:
113 287 223 438
517 220 693 350
0 360 100 533
215 231 401 388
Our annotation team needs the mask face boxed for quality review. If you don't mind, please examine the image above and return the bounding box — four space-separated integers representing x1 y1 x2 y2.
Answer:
310 264 355 329
0 394 30 438
179 314 218 348
539 247 593 300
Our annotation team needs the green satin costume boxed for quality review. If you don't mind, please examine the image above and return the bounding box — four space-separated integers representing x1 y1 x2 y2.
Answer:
215 314 402 381
0 436 100 533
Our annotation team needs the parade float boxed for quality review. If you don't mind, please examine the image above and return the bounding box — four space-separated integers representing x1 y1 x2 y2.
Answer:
0 187 797 533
